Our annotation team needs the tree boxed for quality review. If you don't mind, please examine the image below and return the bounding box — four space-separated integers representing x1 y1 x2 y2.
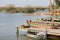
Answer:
55 0 60 6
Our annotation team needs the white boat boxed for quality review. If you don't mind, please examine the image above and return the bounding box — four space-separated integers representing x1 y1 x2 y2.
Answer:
27 34 37 38
17 24 30 34
27 28 60 38
27 28 47 39
18 28 28 34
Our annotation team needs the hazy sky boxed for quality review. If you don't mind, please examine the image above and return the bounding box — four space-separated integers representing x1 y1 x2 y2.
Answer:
0 0 53 7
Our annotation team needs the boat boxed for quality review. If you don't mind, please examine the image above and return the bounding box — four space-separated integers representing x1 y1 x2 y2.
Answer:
17 0 60 40
26 0 60 40
18 28 27 34
26 13 60 39
27 28 60 40
17 25 30 34
27 28 47 39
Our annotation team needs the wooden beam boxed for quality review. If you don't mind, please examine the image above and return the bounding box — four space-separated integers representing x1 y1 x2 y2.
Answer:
50 0 55 28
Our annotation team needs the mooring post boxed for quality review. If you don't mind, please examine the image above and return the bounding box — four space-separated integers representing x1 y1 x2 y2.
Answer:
16 27 19 33
16 27 19 40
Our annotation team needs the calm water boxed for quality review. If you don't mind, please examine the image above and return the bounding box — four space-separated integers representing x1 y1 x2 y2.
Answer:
0 12 45 40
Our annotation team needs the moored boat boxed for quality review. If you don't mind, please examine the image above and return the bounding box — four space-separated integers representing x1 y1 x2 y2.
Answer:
17 25 30 34
18 29 27 34
27 28 60 40
27 28 47 39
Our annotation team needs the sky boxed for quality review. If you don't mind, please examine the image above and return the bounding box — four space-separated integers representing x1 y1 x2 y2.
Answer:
0 0 53 7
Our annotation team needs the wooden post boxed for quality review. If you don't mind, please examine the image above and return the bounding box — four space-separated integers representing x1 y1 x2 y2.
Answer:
16 27 19 40
50 0 55 28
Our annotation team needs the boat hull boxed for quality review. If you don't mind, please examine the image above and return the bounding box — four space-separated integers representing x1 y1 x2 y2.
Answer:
18 29 28 34
27 33 37 38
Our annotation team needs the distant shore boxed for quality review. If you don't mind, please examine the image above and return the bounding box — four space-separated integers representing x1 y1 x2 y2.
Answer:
0 6 48 13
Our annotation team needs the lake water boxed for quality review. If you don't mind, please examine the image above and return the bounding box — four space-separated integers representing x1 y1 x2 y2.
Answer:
0 12 46 40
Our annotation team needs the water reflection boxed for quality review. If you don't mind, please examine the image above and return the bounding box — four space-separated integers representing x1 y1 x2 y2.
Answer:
16 29 36 40
16 27 19 40
0 13 41 40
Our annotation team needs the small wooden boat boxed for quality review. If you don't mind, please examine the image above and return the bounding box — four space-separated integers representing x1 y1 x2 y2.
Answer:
27 28 60 40
17 25 30 34
27 28 47 39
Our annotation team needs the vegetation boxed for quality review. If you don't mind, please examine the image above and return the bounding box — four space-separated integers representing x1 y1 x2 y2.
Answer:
0 8 4 12
55 0 60 6
0 5 48 13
